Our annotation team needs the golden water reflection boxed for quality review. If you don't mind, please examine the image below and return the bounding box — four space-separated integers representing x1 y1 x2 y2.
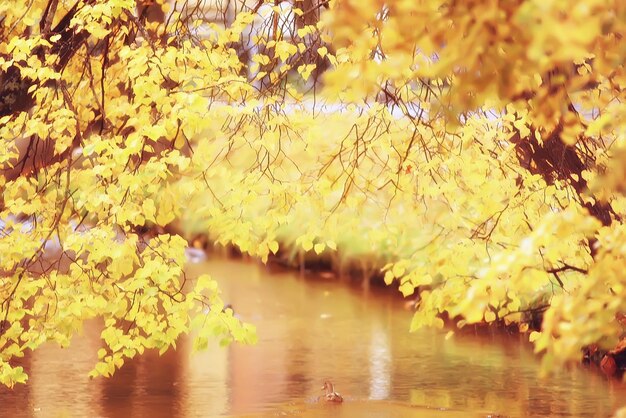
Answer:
1 258 625 417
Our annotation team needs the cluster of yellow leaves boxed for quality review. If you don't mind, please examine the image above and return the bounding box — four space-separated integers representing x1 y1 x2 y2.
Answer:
0 1 259 387
325 0 625 126
320 0 626 372
180 98 597 344
175 0 626 375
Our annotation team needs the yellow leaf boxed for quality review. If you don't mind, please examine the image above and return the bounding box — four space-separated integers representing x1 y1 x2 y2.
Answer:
297 64 316 81
484 310 496 323
297 25 315 38
252 54 271 65
392 263 405 278
275 41 297 62
399 282 414 296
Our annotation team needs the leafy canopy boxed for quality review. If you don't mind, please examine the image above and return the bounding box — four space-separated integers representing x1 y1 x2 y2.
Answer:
1 0 625 386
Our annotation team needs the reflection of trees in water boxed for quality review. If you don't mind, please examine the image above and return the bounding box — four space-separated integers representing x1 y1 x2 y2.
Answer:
223 262 292 413
0 322 100 416
0 354 31 416
0 261 623 417
284 338 312 398
284 279 313 399
98 356 139 417
98 340 186 418
368 320 391 400
182 339 229 416
401 334 615 417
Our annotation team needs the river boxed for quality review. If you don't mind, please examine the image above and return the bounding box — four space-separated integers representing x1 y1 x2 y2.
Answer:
1 258 624 417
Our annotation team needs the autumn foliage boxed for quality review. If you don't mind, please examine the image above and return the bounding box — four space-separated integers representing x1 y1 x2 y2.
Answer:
1 0 625 386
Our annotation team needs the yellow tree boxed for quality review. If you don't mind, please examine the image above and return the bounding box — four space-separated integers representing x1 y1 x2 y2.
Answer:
0 0 259 387
323 0 626 370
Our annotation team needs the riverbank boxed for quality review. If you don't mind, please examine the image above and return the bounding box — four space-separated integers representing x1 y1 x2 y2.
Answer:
176 226 626 379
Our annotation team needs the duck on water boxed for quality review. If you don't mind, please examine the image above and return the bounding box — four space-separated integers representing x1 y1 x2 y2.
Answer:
321 380 343 403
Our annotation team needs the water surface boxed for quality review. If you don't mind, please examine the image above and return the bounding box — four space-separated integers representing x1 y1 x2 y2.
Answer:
1 258 624 417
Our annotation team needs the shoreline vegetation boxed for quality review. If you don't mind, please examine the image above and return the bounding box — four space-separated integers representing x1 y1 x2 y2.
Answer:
176 223 624 378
